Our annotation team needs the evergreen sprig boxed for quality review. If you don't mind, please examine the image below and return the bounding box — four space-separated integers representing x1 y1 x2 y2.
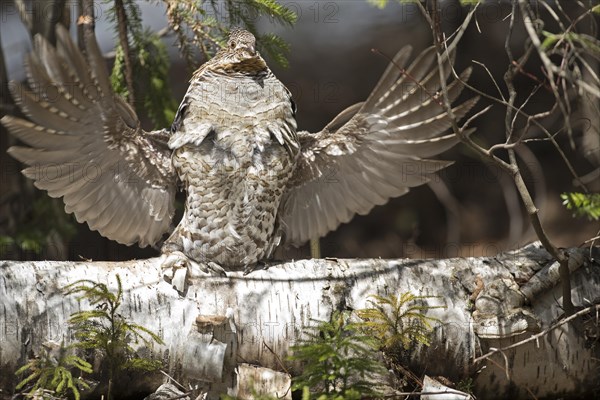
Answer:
289 311 387 399
164 0 295 70
65 275 164 400
561 192 600 221
111 29 178 128
15 342 92 400
356 292 442 350
108 0 178 129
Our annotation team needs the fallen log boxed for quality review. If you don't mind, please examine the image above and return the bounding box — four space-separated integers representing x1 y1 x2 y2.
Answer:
0 242 598 399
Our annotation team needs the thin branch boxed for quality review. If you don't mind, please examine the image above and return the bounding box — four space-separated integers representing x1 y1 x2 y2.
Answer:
461 104 492 131
79 0 95 48
518 0 573 139
464 3 587 188
262 340 290 375
0 26 11 111
158 370 188 392
494 164 525 246
504 1 523 143
421 0 575 314
517 0 574 314
488 142 520 153
577 56 600 88
417 1 514 174
450 71 586 189
114 0 136 107
472 60 505 102
441 4 588 193
582 232 599 245
509 84 548 143
514 145 548 240
473 304 600 364
511 60 551 92
488 348 510 380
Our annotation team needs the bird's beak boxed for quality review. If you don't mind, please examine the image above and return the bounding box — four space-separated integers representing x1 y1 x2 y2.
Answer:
245 44 256 56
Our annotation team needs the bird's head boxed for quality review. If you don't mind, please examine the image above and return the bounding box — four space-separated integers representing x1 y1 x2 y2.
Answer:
212 29 267 75
227 28 257 58
192 28 268 79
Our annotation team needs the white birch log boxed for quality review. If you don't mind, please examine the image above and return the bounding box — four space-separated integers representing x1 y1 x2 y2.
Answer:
0 242 598 399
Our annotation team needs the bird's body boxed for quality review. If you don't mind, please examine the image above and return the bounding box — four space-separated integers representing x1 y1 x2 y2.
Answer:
2 26 478 271
164 33 299 267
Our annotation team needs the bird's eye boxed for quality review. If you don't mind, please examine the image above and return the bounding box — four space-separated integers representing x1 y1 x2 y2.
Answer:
230 42 235 49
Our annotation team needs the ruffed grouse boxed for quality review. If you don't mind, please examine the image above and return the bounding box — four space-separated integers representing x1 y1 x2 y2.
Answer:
2 26 477 271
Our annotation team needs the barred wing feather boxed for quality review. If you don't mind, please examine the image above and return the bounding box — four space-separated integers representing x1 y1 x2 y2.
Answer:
2 25 176 247
281 45 478 246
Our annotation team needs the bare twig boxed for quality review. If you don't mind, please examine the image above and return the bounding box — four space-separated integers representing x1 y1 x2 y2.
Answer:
418 1 515 175
514 145 548 240
511 60 551 91
582 233 600 245
421 0 576 315
159 370 188 392
461 104 492 131
451 71 586 189
490 348 510 380
440 6 588 192
472 60 506 102
517 0 574 314
473 304 600 364
518 1 573 139
262 339 290 375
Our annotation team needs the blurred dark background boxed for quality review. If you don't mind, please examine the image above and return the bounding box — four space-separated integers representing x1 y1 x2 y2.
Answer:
0 0 598 263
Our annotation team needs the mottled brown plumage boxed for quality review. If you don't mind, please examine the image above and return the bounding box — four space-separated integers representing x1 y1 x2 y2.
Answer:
2 26 477 271
162 28 299 268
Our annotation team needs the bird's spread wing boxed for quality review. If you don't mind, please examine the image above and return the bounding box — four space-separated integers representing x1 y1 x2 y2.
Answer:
280 45 478 247
2 25 176 247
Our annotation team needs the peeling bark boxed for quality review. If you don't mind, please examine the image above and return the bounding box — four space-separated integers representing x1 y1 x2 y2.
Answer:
0 243 598 399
